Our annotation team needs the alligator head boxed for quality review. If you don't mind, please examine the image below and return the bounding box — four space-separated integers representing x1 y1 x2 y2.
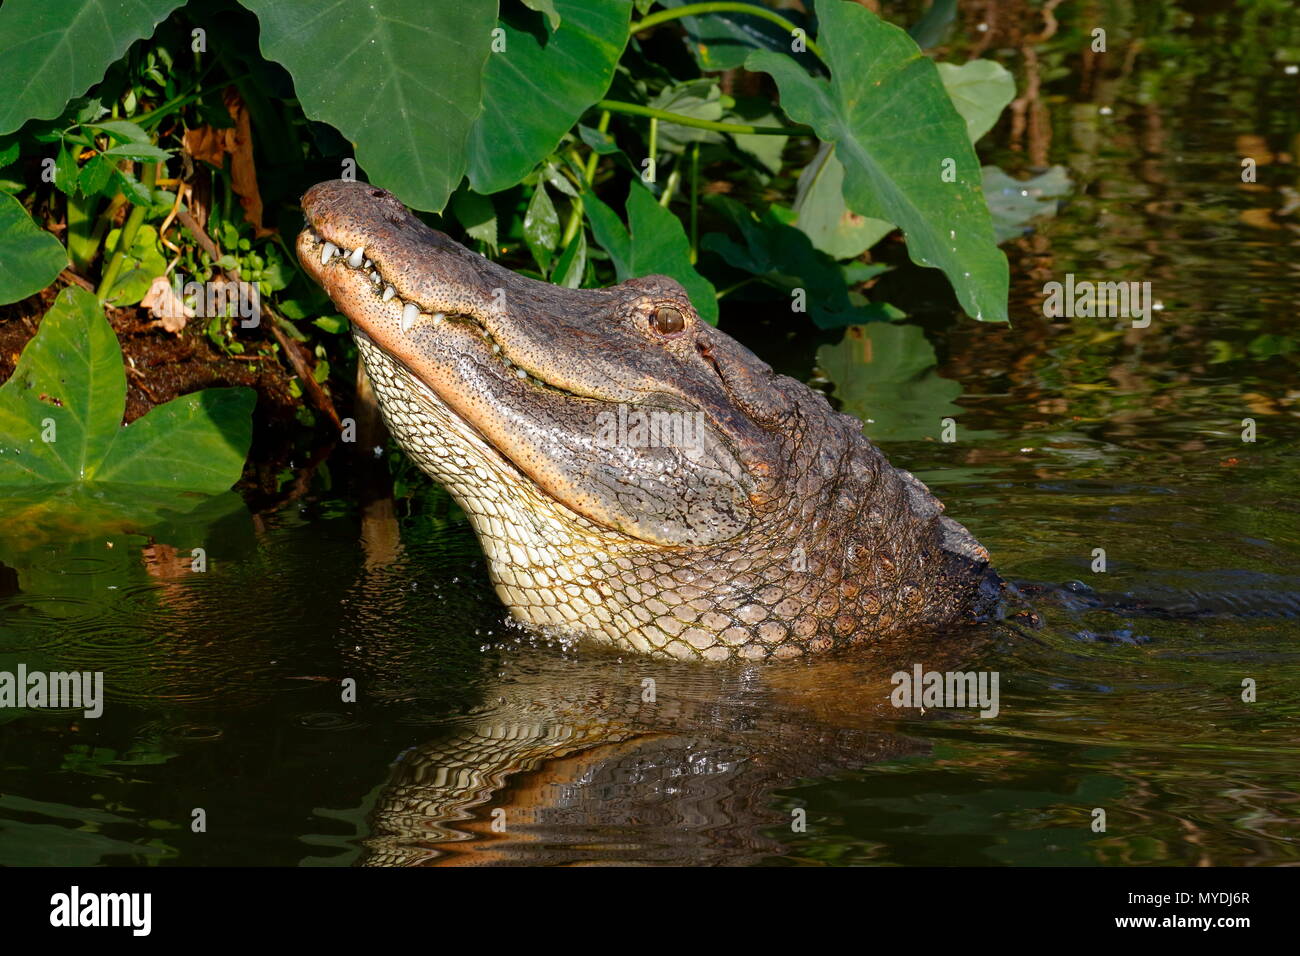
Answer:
298 180 997 661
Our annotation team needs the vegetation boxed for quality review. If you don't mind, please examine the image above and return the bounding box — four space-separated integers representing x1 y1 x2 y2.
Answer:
0 0 1032 495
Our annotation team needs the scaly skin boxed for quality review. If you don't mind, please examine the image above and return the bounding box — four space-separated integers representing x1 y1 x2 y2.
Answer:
297 180 999 661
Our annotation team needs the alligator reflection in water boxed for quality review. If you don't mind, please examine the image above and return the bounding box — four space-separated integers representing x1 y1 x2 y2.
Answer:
359 643 990 866
340 473 989 865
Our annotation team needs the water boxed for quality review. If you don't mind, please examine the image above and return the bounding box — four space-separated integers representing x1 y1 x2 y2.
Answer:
2 3 1299 866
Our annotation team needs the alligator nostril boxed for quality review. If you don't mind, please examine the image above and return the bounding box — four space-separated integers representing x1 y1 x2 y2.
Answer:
371 189 385 198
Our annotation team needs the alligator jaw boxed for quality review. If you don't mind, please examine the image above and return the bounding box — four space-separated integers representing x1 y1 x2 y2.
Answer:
296 181 754 549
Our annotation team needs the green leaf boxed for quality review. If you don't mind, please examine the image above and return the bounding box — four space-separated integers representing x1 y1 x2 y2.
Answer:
701 196 882 329
0 191 67 305
77 154 114 196
936 60 1016 143
84 119 152 144
450 188 498 251
553 230 587 289
468 0 630 194
242 0 498 212
95 389 255 489
748 0 1008 322
313 314 349 334
522 182 560 273
101 142 171 161
585 181 718 324
793 142 892 260
53 143 80 196
0 0 184 135
0 287 253 491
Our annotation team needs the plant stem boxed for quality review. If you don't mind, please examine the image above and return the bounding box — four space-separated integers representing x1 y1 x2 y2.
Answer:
560 110 610 249
631 2 825 62
647 115 658 184
96 162 158 303
659 164 680 207
66 191 98 274
597 99 808 136
715 275 757 300
689 141 700 264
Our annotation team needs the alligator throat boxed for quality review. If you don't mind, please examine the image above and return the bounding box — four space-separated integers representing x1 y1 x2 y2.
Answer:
297 180 998 661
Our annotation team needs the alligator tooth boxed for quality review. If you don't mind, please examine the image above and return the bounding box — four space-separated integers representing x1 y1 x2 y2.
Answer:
348 246 365 268
382 285 396 302
492 344 501 354
364 258 372 269
320 242 338 265
371 271 382 285
515 367 527 379
432 313 445 325
401 302 419 333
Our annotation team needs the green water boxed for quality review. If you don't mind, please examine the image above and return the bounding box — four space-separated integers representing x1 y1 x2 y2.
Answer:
2 2 1299 865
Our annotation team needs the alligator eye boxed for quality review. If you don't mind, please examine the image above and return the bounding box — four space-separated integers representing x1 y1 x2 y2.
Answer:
652 306 685 335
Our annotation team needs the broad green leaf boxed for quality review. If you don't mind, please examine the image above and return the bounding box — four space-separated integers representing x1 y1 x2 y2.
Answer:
242 0 498 212
0 286 253 491
522 182 560 274
0 192 66 304
793 142 892 260
816 322 964 442
0 0 184 135
748 0 1008 321
701 196 887 329
729 100 788 175
0 287 123 483
937 60 1016 142
467 0 630 194
450 188 498 252
794 60 1015 260
96 388 255 489
584 182 718 324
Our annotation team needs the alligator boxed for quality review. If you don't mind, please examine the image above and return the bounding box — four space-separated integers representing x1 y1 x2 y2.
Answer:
298 180 1000 661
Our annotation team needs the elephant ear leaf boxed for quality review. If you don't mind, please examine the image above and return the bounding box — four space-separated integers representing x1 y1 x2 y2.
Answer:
748 0 1008 322
0 286 253 492
0 192 68 305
